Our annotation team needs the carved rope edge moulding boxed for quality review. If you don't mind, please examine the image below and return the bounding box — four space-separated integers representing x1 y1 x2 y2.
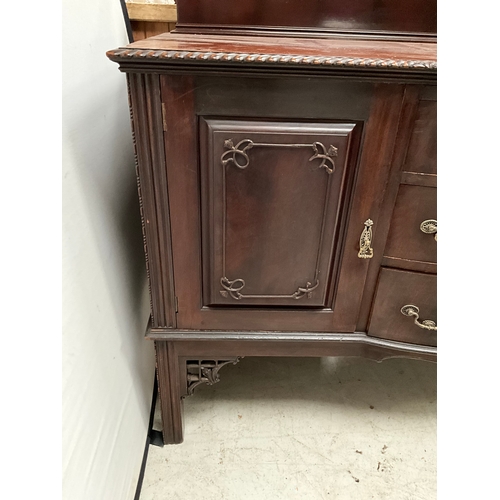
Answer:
108 49 437 70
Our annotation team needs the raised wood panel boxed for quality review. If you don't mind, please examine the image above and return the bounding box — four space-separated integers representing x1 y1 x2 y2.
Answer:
200 118 361 308
368 268 437 346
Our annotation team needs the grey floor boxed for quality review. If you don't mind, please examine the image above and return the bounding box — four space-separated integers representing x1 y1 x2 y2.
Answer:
140 356 436 500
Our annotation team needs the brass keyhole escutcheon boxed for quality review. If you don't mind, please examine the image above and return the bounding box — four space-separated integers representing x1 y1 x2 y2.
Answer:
358 219 374 259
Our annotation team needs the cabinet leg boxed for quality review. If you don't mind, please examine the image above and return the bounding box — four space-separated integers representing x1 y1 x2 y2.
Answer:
155 341 184 444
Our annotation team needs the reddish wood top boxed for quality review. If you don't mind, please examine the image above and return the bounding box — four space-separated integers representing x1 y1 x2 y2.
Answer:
124 33 436 63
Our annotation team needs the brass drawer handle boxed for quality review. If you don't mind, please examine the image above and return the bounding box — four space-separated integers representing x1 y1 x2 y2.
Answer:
401 305 437 331
420 219 437 241
358 219 374 259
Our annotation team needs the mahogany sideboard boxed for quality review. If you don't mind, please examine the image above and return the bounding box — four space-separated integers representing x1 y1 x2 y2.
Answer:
108 0 437 444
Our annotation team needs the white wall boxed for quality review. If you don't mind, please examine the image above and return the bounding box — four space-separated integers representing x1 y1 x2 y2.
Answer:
62 1 155 499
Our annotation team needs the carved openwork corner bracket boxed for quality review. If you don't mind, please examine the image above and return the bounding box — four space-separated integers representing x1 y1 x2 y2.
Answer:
221 139 338 174
184 358 243 397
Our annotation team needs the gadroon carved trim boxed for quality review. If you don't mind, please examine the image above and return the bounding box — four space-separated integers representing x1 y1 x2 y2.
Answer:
185 358 243 397
221 139 337 174
107 49 437 71
127 76 155 325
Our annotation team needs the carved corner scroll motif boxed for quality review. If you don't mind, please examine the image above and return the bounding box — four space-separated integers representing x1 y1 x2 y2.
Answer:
184 358 243 397
222 139 338 174
220 276 320 300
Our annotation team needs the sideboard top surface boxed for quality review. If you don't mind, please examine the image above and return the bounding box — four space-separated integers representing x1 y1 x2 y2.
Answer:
107 33 437 75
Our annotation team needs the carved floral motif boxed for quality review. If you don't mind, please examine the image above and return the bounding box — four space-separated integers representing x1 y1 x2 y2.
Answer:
221 139 338 174
220 276 319 300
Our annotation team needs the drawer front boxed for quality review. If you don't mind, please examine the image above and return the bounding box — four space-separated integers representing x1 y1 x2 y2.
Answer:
368 268 436 346
384 184 437 264
404 94 436 175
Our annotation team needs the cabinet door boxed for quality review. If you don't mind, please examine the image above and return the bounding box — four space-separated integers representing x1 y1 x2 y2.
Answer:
161 75 404 332
200 118 359 308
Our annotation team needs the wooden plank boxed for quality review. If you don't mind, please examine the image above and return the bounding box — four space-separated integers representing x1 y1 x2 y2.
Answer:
131 20 174 41
127 3 177 23
131 20 147 42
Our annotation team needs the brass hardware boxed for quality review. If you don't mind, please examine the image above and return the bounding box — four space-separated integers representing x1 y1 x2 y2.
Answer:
420 219 437 241
401 305 437 331
358 219 374 259
221 139 338 174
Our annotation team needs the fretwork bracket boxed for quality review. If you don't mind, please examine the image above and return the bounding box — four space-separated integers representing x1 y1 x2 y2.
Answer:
183 357 243 397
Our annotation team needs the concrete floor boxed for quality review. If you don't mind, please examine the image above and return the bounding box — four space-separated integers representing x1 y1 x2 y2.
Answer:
140 356 436 500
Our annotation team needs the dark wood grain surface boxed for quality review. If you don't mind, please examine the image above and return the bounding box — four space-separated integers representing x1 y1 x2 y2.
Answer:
368 268 437 346
108 5 437 443
161 74 406 332
403 96 437 175
356 85 436 331
200 118 359 308
384 185 437 264
127 73 176 328
175 0 436 37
